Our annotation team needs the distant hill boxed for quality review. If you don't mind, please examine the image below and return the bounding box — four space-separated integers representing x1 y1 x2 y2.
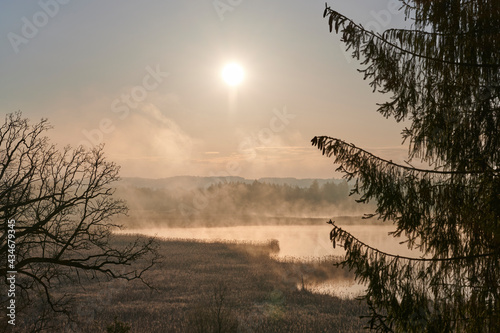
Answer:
118 176 249 191
114 176 373 228
257 177 346 188
118 176 348 190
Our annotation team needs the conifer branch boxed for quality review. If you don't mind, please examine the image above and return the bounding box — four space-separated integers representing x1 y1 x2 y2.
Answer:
327 220 498 262
312 136 499 175
324 5 500 68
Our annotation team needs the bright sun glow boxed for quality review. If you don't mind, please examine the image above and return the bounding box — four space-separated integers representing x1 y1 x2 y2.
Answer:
222 63 245 86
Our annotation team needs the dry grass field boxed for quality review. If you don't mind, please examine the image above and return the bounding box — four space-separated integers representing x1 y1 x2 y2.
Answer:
12 235 368 332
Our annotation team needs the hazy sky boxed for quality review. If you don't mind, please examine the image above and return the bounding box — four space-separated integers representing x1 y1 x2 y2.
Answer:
0 0 410 179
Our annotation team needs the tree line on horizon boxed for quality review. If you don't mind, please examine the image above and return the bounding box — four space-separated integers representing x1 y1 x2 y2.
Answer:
116 179 372 227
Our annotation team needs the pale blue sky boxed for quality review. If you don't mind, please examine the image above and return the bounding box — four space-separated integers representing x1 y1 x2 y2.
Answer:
0 0 409 178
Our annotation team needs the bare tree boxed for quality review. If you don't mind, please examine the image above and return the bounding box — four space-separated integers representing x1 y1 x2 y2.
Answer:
0 112 159 328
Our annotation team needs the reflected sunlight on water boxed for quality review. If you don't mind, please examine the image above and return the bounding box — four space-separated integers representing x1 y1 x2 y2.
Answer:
116 224 422 259
301 281 367 299
116 223 424 299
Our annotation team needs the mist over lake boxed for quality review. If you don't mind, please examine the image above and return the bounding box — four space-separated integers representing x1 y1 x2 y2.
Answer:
111 177 426 301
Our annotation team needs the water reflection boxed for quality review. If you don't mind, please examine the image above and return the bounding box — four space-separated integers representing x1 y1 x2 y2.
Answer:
117 224 422 299
117 224 421 258
302 281 366 299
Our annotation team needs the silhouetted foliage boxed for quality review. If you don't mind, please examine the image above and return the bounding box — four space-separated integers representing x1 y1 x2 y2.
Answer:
314 1 500 331
0 112 159 328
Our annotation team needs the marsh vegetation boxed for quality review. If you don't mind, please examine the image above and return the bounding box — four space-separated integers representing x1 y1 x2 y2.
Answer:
18 235 368 332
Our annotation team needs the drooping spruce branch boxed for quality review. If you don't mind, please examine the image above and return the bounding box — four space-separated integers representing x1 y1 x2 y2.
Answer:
326 219 499 332
327 220 498 263
312 136 498 175
318 1 500 331
312 136 498 258
323 3 500 170
323 5 500 69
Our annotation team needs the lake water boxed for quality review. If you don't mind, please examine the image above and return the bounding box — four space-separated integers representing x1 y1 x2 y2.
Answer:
117 224 420 259
117 224 423 299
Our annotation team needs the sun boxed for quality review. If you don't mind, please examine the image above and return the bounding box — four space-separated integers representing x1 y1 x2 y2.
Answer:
221 63 245 86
